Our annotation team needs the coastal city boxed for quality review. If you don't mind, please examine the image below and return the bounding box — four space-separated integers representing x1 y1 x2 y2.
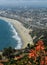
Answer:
0 8 47 43
0 8 47 29
0 0 47 65
0 7 47 65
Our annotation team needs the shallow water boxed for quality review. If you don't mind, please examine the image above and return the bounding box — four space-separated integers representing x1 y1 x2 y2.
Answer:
0 19 22 50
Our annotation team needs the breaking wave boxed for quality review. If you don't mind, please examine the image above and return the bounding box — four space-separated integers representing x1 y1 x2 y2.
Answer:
8 22 22 49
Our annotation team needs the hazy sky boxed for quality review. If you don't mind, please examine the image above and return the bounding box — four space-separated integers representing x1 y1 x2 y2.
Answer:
0 0 47 7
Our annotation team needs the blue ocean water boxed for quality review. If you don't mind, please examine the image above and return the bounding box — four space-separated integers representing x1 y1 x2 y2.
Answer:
0 19 22 50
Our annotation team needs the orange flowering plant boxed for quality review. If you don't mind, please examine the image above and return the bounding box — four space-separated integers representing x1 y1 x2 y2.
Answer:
28 40 47 65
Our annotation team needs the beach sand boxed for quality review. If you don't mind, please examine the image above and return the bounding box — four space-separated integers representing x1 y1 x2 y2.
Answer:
0 17 34 49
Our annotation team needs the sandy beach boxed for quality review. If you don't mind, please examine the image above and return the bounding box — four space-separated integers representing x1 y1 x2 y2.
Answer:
0 17 34 49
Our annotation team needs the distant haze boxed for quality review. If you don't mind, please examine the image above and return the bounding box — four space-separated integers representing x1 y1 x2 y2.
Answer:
0 0 47 8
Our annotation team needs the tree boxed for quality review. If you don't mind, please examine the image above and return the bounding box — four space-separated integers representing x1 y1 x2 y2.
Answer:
27 43 31 49
0 55 2 60
40 31 47 46
2 47 15 59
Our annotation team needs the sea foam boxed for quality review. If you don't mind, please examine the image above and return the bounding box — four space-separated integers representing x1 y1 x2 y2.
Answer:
7 22 22 49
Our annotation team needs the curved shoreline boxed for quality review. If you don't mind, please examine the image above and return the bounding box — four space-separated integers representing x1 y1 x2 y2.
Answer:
0 16 34 49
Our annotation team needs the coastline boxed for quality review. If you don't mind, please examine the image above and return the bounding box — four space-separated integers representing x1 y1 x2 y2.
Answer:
0 16 34 49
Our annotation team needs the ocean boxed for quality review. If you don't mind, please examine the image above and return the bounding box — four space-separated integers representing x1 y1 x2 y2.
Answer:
0 19 22 50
